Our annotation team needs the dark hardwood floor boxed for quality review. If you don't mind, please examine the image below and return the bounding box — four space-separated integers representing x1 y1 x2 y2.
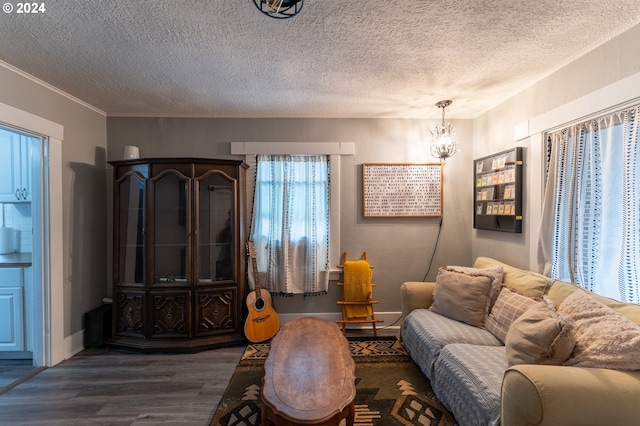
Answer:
0 346 245 425
0 359 44 393
0 327 399 426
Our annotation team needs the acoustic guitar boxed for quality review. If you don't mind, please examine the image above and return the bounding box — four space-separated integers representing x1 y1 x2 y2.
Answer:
244 241 280 343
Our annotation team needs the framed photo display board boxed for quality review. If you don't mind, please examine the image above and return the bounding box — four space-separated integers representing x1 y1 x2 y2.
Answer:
473 147 524 232
362 163 443 217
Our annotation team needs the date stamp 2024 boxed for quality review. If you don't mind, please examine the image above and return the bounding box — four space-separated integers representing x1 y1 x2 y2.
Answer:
3 2 46 14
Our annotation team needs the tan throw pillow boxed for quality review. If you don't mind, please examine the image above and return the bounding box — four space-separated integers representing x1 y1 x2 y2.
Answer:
505 297 575 367
473 256 552 298
558 290 640 370
444 265 504 312
485 287 537 343
429 268 492 328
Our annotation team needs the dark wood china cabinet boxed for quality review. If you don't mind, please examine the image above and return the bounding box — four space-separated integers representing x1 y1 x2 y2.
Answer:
108 158 248 351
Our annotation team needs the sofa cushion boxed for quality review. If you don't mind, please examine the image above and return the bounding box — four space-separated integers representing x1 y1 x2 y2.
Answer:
473 257 552 299
443 265 504 312
430 269 493 327
558 290 640 370
548 280 640 326
401 309 502 380
505 297 575 367
485 287 537 343
433 344 506 426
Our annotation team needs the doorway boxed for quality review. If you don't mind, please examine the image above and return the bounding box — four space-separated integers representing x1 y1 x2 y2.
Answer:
0 126 42 361
0 101 65 367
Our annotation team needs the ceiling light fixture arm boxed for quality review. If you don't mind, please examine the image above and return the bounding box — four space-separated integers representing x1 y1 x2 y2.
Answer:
253 0 304 19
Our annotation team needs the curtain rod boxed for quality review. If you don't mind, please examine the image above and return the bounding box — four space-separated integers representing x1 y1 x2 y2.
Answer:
545 97 640 135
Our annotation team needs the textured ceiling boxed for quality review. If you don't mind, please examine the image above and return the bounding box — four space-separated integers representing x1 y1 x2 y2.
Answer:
1 1 639 118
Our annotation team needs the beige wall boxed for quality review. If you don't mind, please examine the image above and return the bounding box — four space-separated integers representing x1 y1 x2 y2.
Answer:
472 23 640 270
2 20 638 342
107 21 640 316
0 66 108 340
107 117 474 316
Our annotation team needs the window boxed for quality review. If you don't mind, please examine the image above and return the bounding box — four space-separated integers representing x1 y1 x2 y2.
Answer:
233 141 352 294
251 154 331 296
539 105 640 303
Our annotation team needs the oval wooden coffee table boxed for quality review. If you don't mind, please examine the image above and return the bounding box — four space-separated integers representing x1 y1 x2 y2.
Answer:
261 317 356 426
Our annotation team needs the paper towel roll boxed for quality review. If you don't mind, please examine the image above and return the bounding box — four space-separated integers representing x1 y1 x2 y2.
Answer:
0 227 16 254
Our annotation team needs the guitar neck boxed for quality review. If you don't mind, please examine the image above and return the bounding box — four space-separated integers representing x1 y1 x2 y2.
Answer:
247 241 263 297
252 260 263 297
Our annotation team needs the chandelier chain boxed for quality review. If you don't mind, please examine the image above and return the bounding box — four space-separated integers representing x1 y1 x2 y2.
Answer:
430 100 458 163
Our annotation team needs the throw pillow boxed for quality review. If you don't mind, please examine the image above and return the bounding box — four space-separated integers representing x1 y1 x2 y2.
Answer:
443 265 504 312
485 287 537 343
473 256 551 299
505 297 575 367
558 290 640 370
430 268 493 328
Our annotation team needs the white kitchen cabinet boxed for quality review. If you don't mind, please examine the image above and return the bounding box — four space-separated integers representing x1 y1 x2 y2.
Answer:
0 132 31 202
0 267 25 351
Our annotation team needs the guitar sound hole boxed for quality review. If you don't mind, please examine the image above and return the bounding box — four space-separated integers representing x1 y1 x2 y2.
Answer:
254 298 266 311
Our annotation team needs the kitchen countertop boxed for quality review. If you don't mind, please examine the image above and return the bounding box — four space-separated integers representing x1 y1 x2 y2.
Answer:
0 252 32 266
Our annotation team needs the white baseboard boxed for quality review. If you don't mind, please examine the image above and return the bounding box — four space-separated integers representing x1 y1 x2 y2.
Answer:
278 311 403 330
0 329 83 361
64 329 85 361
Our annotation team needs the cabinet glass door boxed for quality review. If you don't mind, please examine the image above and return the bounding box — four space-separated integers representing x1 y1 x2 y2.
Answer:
153 172 189 285
117 173 145 285
197 173 235 282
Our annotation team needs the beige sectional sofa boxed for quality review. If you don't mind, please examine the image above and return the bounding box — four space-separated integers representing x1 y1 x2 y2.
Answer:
400 256 640 426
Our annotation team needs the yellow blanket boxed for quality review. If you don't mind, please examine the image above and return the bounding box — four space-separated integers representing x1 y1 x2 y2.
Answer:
343 260 373 320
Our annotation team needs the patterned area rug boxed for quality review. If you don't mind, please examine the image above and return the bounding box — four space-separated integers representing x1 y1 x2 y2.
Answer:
209 338 456 426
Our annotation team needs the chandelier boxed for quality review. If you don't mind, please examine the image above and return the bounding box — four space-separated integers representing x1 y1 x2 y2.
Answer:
430 100 458 162
253 0 303 19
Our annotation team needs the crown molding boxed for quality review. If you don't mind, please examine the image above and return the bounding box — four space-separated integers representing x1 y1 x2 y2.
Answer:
0 60 106 117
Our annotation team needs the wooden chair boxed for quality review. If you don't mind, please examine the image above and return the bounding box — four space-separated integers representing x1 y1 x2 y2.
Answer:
336 252 383 336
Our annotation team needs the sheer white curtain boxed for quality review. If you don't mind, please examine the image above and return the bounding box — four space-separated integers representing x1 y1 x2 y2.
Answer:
539 106 640 303
250 154 330 296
